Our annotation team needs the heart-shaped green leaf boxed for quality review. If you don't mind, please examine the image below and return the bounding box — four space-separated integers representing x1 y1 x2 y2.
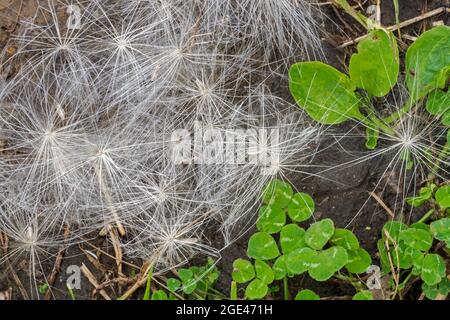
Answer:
272 256 288 280
435 185 450 209
295 289 320 300
382 220 408 244
422 278 450 300
399 228 433 252
232 259 255 283
181 281 197 295
256 205 286 234
151 290 168 300
412 254 425 276
345 248 372 274
280 224 306 254
262 179 293 208
352 291 374 300
410 222 430 232
289 62 362 125
255 260 274 285
421 254 446 286
331 228 360 251
178 268 194 282
430 218 450 247
287 192 315 222
247 232 280 261
285 247 317 275
442 111 450 126
305 218 335 250
406 185 436 208
167 278 181 292
308 246 348 281
392 242 421 269
325 246 349 271
245 279 268 300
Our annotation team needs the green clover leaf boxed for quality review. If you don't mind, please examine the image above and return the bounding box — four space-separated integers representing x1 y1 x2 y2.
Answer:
305 218 335 250
247 232 280 261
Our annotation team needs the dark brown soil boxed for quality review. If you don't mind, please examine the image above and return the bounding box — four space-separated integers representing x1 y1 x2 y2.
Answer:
0 0 448 300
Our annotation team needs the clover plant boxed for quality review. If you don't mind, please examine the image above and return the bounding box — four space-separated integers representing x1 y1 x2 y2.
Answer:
143 258 221 300
378 185 449 300
232 179 373 300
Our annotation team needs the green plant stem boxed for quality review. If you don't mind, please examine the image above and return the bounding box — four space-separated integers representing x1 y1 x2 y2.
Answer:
418 208 435 224
354 102 396 137
143 267 153 300
207 287 228 300
395 271 414 300
67 284 76 301
355 112 396 138
230 281 237 300
335 273 364 291
393 0 401 38
333 0 369 30
188 290 204 300
383 98 415 124
368 115 396 136
283 277 290 300
359 99 395 137
399 271 413 290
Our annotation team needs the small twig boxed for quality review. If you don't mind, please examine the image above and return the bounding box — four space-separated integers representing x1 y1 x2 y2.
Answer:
80 246 108 273
375 0 381 26
337 7 448 48
332 0 369 29
44 226 70 300
82 240 140 269
118 247 173 300
315 1 334 5
369 192 395 219
95 277 134 292
402 34 418 42
107 227 124 276
80 263 111 300
118 261 155 300
383 231 401 298
331 5 359 37
0 232 29 299
6 262 28 299
387 7 448 32
118 259 185 300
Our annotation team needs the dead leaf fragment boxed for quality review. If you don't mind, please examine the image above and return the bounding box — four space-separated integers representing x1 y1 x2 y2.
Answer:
6 46 16 56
